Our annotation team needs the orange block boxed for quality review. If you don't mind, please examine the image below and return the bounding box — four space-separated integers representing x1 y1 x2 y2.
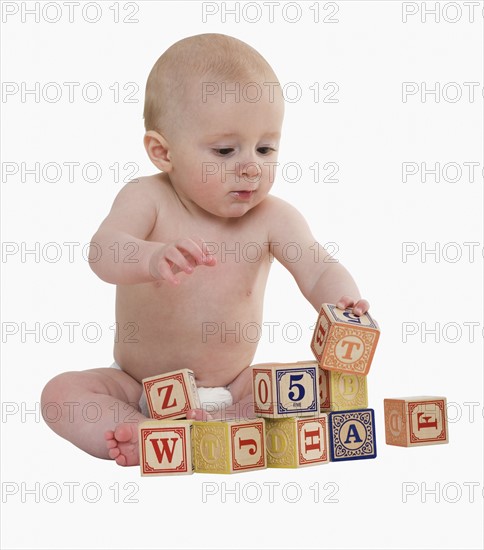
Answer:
311 303 380 375
384 396 449 447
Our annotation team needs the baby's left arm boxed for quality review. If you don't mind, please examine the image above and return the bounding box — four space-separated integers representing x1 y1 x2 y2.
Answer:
266 196 369 316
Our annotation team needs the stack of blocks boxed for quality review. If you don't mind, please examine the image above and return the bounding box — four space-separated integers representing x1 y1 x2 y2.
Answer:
253 303 380 467
139 369 266 475
138 303 448 476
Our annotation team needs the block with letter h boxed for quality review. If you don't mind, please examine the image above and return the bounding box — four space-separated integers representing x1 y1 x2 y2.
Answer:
139 420 194 476
252 361 320 418
192 418 266 474
266 415 330 468
311 303 380 376
142 368 200 420
384 396 448 447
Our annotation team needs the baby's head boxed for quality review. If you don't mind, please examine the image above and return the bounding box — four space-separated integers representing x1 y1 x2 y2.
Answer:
143 33 285 218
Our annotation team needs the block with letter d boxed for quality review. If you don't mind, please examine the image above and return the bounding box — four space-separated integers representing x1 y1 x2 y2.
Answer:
266 415 330 468
384 396 448 447
252 361 320 418
142 368 201 420
139 420 194 476
311 303 380 376
329 408 377 461
192 418 266 474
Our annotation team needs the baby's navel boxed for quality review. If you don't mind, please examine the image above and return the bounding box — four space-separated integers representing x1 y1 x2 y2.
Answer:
246 290 252 297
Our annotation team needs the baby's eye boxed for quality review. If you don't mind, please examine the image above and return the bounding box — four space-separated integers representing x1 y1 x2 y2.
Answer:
257 147 276 155
213 148 234 156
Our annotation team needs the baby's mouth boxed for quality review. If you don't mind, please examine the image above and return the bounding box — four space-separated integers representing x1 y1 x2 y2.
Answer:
230 190 255 200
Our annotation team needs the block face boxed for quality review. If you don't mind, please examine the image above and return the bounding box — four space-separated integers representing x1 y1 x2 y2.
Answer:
253 368 274 415
407 398 448 446
297 416 330 466
139 420 193 476
319 368 331 410
275 366 319 416
329 409 377 461
143 369 200 420
266 418 298 468
192 422 230 474
230 420 266 471
329 372 368 411
384 397 449 447
311 304 380 376
384 399 407 446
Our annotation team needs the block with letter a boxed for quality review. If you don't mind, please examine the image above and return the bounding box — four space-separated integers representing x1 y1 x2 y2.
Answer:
139 420 194 476
329 408 377 461
384 396 449 447
311 303 380 376
192 418 266 474
252 361 320 418
265 415 330 468
142 368 201 420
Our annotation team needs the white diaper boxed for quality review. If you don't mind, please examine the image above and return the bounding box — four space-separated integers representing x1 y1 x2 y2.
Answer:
109 362 233 417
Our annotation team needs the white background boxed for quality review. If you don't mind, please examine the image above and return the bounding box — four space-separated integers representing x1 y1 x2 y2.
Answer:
1 1 483 549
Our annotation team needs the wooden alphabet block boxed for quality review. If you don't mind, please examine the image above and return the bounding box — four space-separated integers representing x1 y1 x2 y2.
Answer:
192 418 266 474
329 408 377 461
252 361 320 418
266 415 330 468
384 396 448 447
311 303 380 376
142 369 201 420
139 420 194 476
319 368 368 411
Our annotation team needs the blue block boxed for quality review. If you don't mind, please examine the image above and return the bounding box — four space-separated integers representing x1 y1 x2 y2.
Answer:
275 366 318 416
329 408 377 461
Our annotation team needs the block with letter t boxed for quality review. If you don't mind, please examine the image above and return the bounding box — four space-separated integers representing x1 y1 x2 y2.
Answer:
384 396 449 447
139 420 194 476
311 303 380 376
252 361 320 418
192 418 266 474
329 408 377 462
265 415 330 468
142 368 201 420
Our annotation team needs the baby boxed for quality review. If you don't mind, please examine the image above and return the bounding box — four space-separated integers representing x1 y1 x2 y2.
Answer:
41 33 369 466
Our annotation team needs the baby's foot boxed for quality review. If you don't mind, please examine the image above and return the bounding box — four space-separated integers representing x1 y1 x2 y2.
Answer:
105 423 140 466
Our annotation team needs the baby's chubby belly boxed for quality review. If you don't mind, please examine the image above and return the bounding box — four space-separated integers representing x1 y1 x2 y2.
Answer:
113 261 270 386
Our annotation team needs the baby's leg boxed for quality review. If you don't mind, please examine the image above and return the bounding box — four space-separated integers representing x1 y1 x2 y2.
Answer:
41 368 147 465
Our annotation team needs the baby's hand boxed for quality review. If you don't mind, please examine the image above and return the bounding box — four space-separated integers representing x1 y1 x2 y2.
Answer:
149 237 216 285
336 296 370 316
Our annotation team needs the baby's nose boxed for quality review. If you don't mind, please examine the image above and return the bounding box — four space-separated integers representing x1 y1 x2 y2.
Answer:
242 161 262 179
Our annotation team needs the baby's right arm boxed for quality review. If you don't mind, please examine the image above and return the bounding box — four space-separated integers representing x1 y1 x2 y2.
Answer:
88 181 215 285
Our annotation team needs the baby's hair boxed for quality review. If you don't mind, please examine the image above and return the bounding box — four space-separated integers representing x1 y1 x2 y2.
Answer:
143 33 279 138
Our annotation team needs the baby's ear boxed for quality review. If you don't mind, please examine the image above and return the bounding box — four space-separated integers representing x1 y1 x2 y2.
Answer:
143 131 173 172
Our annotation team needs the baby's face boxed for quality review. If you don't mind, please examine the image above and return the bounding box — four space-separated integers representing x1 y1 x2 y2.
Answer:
168 77 285 219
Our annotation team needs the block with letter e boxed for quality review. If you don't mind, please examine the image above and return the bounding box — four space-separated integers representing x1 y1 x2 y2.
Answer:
139 420 194 476
266 415 330 468
252 361 320 418
329 408 377 461
311 303 380 376
384 396 448 447
142 368 201 420
192 418 266 474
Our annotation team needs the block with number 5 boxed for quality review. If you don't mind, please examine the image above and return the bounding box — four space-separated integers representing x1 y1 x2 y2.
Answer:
252 361 320 418
311 303 380 376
